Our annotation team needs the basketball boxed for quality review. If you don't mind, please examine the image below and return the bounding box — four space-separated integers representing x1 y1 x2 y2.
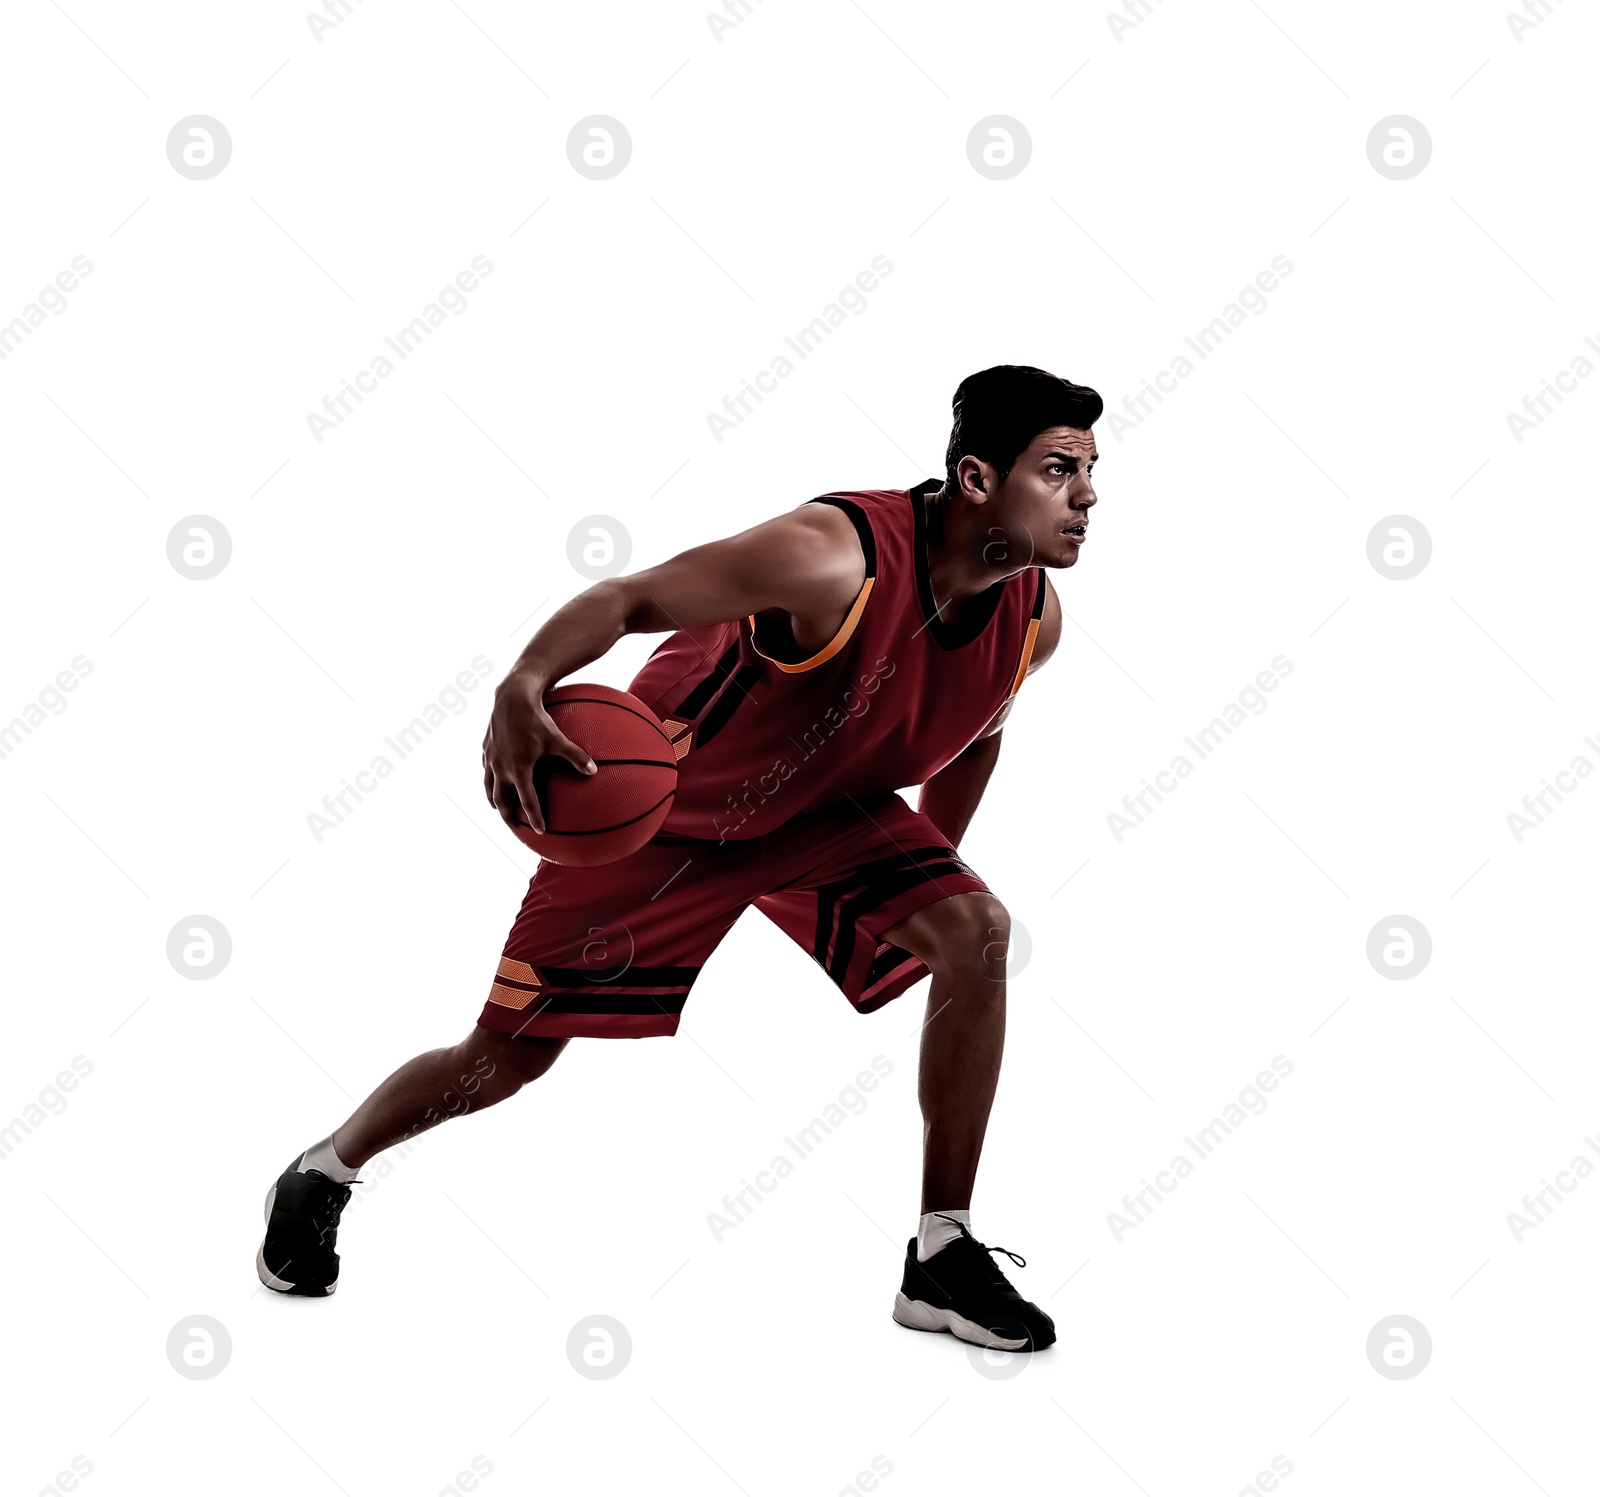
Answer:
511 683 679 866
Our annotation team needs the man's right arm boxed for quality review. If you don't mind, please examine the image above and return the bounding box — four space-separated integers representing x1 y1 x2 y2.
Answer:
483 503 863 833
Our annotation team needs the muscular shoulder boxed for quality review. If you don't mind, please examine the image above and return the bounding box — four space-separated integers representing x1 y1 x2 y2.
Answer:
615 496 866 635
779 501 862 559
759 502 866 613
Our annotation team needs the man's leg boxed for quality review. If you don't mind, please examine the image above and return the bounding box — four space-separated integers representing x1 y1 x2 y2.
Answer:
332 1024 567 1167
257 1026 565 1296
259 823 745 1295
880 891 1009 1212
880 891 1053 1350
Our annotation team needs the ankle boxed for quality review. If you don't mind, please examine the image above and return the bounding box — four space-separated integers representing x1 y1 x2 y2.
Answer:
298 1133 362 1183
917 1208 971 1260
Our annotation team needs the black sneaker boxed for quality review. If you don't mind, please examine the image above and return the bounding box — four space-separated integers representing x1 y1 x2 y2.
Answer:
256 1156 358 1297
892 1217 1056 1351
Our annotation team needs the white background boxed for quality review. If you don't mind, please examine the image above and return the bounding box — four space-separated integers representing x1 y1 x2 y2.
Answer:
2 0 1597 1492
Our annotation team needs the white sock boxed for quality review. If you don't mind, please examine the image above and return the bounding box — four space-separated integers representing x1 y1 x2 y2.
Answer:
297 1134 360 1184
917 1209 971 1261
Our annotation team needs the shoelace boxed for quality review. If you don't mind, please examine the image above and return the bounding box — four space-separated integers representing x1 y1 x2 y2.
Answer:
301 1173 360 1239
934 1213 1027 1273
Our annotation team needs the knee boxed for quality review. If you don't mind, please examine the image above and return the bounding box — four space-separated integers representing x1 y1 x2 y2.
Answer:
916 893 1012 984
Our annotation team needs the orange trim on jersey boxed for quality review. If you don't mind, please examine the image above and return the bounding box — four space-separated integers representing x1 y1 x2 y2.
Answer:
1008 617 1041 697
488 981 541 1010
747 576 875 675
496 957 540 985
673 730 693 760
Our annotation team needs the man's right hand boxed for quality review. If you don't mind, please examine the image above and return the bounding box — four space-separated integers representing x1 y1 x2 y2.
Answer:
482 672 597 835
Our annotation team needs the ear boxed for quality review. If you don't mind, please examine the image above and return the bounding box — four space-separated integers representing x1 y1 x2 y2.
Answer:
956 454 994 504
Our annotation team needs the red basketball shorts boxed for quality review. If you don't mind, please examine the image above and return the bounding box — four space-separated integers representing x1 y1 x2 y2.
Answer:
475 794 991 1039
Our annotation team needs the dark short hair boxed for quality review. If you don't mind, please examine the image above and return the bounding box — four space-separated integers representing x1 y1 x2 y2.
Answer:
944 365 1103 489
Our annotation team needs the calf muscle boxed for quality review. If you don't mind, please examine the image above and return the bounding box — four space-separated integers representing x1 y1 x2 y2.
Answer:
332 1027 567 1168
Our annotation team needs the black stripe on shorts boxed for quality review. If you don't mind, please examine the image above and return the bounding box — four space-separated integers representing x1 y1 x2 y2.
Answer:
524 992 690 1017
825 859 971 985
536 965 701 988
809 846 964 967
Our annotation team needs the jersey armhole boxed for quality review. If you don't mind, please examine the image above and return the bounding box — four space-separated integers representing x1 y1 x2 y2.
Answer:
1006 569 1049 698
747 496 877 674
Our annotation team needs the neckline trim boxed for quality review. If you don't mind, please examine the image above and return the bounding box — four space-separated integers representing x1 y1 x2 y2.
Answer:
908 479 1007 651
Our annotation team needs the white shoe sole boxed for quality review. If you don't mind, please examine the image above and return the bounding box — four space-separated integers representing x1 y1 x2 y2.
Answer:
256 1180 337 1295
892 1290 1027 1350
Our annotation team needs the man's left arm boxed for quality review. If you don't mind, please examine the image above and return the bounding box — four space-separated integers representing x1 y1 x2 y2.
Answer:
917 577 1062 846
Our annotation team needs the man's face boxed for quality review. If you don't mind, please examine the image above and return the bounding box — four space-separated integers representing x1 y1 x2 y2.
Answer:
982 426 1098 570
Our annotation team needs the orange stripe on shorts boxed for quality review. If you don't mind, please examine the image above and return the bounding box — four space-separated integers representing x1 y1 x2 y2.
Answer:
487 981 541 1010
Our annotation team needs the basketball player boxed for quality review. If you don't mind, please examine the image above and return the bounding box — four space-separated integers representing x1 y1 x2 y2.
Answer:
259 365 1101 1352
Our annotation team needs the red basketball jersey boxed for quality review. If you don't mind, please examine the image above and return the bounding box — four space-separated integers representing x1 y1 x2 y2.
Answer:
629 480 1047 842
